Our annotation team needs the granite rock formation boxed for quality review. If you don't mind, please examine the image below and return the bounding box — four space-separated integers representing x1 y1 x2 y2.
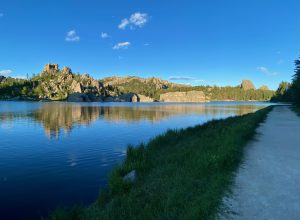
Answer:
160 91 207 102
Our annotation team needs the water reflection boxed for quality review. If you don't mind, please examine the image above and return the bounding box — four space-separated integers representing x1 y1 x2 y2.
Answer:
31 104 102 138
0 102 266 139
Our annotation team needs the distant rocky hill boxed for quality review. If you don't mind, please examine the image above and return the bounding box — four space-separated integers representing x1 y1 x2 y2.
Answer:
0 64 275 102
240 80 256 90
33 64 106 101
101 76 188 100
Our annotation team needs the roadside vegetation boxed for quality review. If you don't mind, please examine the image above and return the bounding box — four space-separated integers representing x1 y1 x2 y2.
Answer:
50 106 272 220
272 56 300 106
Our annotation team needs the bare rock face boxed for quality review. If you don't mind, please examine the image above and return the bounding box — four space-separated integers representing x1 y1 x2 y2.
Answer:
62 66 71 74
115 93 139 102
71 81 83 93
241 80 256 90
138 94 154 102
43 64 59 72
259 85 269 91
160 91 206 102
67 93 103 102
67 93 89 102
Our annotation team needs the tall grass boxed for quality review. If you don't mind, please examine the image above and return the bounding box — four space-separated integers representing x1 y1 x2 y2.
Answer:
50 106 273 220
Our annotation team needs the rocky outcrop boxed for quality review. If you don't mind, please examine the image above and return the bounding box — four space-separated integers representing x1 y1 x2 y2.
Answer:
259 85 270 90
43 64 59 72
241 80 255 90
115 93 139 102
160 91 207 102
138 94 154 102
36 64 106 101
102 93 153 102
103 76 188 89
67 93 103 102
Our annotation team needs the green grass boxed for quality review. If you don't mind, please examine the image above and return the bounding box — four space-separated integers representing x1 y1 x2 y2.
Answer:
50 106 273 220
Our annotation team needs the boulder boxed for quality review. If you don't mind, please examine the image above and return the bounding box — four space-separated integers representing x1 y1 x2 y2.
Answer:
160 91 207 102
123 170 138 183
67 93 90 102
116 93 139 102
138 94 153 102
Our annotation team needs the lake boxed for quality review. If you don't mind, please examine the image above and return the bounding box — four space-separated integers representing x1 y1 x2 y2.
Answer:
0 101 270 219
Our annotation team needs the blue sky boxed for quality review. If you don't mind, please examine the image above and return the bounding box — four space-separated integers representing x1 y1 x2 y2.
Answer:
0 0 299 89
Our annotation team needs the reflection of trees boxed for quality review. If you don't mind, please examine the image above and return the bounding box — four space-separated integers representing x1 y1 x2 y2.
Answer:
31 104 102 139
0 103 266 139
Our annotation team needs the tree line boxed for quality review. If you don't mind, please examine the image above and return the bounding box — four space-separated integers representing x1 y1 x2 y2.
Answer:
272 57 300 106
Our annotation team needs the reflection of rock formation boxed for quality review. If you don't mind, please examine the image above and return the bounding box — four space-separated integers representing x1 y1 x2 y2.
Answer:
1 103 266 138
31 103 102 138
103 104 262 122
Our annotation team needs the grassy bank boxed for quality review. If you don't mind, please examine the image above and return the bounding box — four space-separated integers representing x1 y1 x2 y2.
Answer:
51 106 273 220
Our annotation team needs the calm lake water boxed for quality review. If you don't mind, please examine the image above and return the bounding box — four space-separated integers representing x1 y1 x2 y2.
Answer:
0 101 270 219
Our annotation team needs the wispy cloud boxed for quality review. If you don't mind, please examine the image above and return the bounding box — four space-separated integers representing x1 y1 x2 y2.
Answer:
112 42 131 50
118 18 129 29
277 59 284 65
118 12 149 30
101 32 109 39
169 76 196 81
257 66 279 76
144 43 150 46
0 13 4 17
65 30 80 42
0 69 12 76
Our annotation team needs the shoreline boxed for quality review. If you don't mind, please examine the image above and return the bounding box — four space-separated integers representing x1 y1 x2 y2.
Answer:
50 106 273 220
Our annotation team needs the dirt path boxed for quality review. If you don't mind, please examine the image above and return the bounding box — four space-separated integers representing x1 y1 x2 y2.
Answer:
220 106 300 220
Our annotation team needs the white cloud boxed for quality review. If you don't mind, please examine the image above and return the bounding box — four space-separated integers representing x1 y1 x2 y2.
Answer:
65 30 80 42
101 32 109 39
113 42 131 50
257 66 279 76
118 12 149 30
129 12 148 27
0 69 12 76
118 18 129 29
